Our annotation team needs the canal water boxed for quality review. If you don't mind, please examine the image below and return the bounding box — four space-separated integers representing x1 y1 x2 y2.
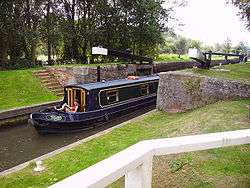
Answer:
0 105 154 172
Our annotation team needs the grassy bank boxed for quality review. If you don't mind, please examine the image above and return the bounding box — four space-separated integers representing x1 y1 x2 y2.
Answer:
38 53 192 64
155 54 191 62
186 62 250 83
0 99 249 187
155 53 240 63
0 69 60 111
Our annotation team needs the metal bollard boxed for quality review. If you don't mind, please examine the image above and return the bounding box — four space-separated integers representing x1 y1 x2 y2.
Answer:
34 160 45 172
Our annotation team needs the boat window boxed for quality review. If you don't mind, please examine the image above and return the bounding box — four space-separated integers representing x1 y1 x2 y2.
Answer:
66 88 87 112
140 84 149 96
66 88 74 107
106 90 119 104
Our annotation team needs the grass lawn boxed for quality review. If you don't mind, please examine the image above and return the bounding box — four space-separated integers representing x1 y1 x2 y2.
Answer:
210 55 237 60
186 62 250 84
0 99 249 187
0 69 60 111
38 53 193 64
155 54 239 63
155 54 191 62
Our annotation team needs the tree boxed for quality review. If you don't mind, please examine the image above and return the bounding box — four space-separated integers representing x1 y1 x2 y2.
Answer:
188 39 202 50
23 0 44 63
230 0 250 30
159 36 176 54
0 0 43 66
0 1 12 66
174 36 188 57
223 37 232 53
234 41 248 53
0 0 179 68
129 0 171 57
202 45 214 52
214 43 223 52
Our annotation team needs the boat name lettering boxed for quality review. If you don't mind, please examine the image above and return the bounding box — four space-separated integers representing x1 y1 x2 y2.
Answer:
47 115 65 121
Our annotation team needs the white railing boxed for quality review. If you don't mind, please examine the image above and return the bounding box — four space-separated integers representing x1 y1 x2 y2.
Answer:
50 129 250 188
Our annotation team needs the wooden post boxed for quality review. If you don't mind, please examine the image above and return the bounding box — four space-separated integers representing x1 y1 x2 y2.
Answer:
97 65 101 82
225 55 228 64
207 51 212 69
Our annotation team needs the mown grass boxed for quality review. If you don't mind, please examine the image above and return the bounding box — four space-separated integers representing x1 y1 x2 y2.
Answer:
38 53 193 64
0 99 249 188
155 54 191 62
155 54 238 63
0 69 60 111
186 62 250 84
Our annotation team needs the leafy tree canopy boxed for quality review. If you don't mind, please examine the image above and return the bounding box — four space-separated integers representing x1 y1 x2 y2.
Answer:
230 0 250 30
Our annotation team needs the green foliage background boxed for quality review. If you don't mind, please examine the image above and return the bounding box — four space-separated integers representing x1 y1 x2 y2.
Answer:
0 0 173 69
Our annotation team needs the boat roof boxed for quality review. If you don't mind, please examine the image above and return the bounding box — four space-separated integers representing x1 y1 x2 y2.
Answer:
66 75 159 91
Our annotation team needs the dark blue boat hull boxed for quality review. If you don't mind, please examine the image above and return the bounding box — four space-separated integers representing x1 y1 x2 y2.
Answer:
30 95 156 134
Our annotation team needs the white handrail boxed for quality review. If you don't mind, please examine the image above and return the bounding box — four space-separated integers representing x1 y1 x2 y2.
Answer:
50 129 250 188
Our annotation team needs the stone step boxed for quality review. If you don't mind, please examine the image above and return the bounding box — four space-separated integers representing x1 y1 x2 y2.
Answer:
56 92 65 96
41 77 57 82
34 70 64 97
51 87 64 93
34 70 50 74
43 78 59 83
34 72 50 76
34 69 48 72
44 81 61 87
53 91 64 96
48 85 62 90
37 75 51 79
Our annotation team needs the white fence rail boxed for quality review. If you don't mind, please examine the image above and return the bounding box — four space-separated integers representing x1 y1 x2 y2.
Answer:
50 129 250 188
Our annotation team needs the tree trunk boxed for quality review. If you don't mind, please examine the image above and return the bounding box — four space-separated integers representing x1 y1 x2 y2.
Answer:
31 43 36 63
31 21 38 63
47 0 52 64
0 38 8 67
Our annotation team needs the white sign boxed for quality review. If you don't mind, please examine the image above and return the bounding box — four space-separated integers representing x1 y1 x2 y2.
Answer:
92 47 108 55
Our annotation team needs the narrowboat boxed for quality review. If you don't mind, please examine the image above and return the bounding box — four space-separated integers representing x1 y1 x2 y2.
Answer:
29 75 159 134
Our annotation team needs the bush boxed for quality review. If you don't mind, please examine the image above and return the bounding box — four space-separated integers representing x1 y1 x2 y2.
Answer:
0 58 42 70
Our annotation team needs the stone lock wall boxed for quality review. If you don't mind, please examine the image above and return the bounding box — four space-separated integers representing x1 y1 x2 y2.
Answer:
45 59 241 87
152 59 240 73
157 71 250 112
46 64 137 86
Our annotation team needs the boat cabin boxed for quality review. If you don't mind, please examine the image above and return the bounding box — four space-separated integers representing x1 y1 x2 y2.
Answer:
63 76 159 112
